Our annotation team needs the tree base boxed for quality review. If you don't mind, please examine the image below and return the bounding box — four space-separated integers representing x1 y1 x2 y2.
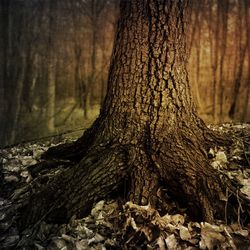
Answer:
10 123 249 234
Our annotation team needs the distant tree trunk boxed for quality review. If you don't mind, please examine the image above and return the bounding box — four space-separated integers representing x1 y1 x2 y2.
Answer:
229 1 247 120
218 0 229 122
242 0 250 122
47 56 56 133
47 0 57 133
243 80 250 122
206 0 217 121
100 31 108 106
212 1 220 122
70 1 85 114
187 2 199 56
74 46 83 107
187 1 202 111
82 78 90 119
81 22 97 119
22 48 38 113
22 50 33 112
0 0 27 146
88 0 107 110
14 0 248 232
10 52 26 143
0 0 9 146
87 6 98 112
29 53 39 111
21 1 45 116
100 63 107 106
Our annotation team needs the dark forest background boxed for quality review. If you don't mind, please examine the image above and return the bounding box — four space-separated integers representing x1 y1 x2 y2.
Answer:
0 0 249 147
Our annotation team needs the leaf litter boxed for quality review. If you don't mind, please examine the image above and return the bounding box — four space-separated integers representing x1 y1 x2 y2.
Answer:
0 123 250 249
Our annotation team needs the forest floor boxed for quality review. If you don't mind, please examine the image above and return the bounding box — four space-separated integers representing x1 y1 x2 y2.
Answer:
0 123 250 249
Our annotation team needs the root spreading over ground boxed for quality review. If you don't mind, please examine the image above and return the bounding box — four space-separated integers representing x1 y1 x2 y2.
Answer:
0 124 250 249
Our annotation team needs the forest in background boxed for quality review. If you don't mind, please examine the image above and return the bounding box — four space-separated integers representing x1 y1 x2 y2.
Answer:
0 0 249 147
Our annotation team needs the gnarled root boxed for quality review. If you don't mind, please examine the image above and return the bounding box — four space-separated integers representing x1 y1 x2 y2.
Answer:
10 136 250 238
13 144 128 231
42 119 102 162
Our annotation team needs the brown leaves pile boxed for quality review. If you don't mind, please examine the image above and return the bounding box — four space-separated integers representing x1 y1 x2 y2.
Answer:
122 201 249 249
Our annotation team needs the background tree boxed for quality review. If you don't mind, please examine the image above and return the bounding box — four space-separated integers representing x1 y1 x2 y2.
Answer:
187 0 249 122
229 0 248 120
0 0 117 146
46 0 58 133
0 0 28 145
68 0 86 115
242 0 250 120
218 0 229 122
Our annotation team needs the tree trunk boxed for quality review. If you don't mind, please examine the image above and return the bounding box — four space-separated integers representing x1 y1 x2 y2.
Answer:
14 0 248 232
212 1 220 122
70 1 85 112
241 0 250 122
88 19 97 110
47 57 56 133
74 47 83 107
0 0 27 146
218 0 229 122
46 0 57 133
194 4 203 112
0 0 9 146
229 3 247 120
229 1 248 120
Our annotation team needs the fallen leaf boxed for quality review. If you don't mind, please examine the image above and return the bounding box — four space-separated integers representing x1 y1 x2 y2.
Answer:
179 226 191 241
165 234 178 250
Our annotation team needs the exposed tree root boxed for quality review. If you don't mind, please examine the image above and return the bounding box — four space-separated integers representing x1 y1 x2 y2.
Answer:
13 144 128 230
41 141 87 163
203 126 233 149
41 119 102 162
4 116 249 237
11 131 250 235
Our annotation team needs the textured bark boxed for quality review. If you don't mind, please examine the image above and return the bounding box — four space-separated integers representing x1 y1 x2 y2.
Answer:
14 0 248 232
194 3 202 111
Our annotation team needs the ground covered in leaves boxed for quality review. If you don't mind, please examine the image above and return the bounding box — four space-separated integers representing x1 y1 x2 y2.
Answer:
0 124 250 249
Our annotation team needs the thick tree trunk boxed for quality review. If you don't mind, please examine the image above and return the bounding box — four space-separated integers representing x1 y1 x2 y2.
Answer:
194 5 203 112
13 0 248 232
